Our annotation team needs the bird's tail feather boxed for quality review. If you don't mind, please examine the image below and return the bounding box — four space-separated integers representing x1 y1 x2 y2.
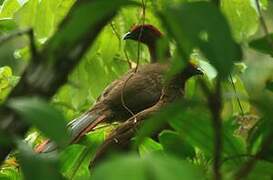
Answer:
34 111 107 153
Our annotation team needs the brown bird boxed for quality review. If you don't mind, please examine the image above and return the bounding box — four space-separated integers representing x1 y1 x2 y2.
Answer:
35 24 202 153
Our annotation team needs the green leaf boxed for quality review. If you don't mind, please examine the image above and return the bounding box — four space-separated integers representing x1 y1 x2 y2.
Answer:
159 130 195 159
247 160 273 179
60 129 104 179
14 0 39 29
14 0 76 39
0 0 20 19
249 34 273 57
0 167 21 180
139 138 163 157
170 105 245 160
0 18 17 34
266 80 273 92
91 154 204 180
17 140 64 180
8 97 69 146
161 1 241 78
0 66 19 103
59 144 89 179
221 0 259 42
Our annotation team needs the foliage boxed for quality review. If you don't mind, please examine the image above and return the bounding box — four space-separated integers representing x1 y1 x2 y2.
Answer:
0 0 273 179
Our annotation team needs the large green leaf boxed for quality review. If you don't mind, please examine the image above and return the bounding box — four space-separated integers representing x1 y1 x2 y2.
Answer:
17 140 64 180
60 129 105 179
160 1 242 78
91 154 204 180
221 0 259 42
249 34 273 57
0 18 17 33
170 105 245 160
159 130 195 159
8 97 69 146
0 0 20 19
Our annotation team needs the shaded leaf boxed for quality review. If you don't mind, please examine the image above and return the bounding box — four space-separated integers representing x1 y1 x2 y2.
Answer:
60 129 105 179
91 154 204 180
161 1 241 78
249 34 273 57
221 0 259 42
8 97 69 146
266 80 273 92
17 140 64 180
159 130 195 159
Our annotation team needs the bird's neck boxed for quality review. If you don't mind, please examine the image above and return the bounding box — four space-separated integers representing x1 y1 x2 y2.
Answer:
147 39 170 63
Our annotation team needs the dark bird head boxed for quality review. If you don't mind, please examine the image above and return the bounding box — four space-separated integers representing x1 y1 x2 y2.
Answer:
123 24 163 45
123 24 169 63
182 62 204 79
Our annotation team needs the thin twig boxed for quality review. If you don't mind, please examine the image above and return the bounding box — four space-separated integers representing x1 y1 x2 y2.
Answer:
255 0 273 52
221 154 256 165
110 22 121 48
121 73 137 118
110 22 132 68
120 0 147 120
229 74 245 115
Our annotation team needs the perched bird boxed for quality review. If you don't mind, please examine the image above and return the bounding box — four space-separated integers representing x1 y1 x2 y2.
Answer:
35 24 202 153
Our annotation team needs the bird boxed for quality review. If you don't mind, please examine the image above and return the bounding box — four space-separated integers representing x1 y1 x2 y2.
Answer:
35 24 203 153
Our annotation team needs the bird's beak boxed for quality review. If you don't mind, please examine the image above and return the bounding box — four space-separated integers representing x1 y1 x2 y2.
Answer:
122 32 132 40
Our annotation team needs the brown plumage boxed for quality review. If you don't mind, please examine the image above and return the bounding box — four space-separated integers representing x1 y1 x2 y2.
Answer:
35 24 202 153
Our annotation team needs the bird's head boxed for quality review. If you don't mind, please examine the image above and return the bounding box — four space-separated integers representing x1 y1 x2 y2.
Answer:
182 62 204 79
123 24 163 46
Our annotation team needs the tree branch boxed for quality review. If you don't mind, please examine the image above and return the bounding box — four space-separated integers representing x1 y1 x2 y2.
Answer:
199 78 223 180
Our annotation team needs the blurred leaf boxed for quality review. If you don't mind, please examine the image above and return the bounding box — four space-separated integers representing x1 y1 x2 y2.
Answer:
245 160 273 180
139 138 163 157
161 1 241 78
223 75 250 115
0 19 17 34
59 144 89 179
266 80 273 92
8 97 69 146
221 0 259 42
60 129 104 179
0 66 19 103
91 154 204 180
136 99 245 165
159 130 195 159
14 0 76 39
0 167 21 180
247 94 273 159
17 140 64 180
249 34 273 57
14 0 38 30
170 106 245 159
0 0 20 19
